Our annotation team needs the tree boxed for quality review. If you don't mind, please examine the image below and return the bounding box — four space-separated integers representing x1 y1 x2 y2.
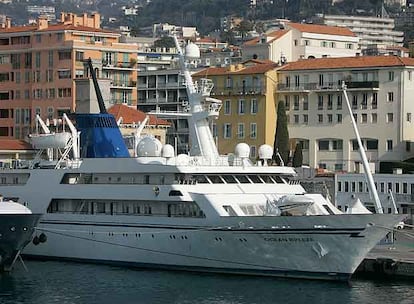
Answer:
154 36 176 48
236 20 254 42
273 101 290 165
292 142 303 167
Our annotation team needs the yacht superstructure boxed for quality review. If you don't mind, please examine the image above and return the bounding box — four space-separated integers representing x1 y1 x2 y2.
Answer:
0 39 403 281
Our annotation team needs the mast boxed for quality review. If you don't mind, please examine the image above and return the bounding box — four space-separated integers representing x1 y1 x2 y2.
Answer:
173 36 220 159
342 82 384 214
87 58 107 114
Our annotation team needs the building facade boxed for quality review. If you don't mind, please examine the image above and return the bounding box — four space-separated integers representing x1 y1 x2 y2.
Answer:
277 56 414 172
323 15 404 50
137 67 192 153
242 23 359 63
0 12 138 139
336 172 414 223
193 60 279 157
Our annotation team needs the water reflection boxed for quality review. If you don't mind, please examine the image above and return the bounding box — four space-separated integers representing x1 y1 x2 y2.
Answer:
0 261 412 304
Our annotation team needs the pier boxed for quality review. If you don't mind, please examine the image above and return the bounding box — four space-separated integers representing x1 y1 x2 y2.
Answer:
356 228 414 278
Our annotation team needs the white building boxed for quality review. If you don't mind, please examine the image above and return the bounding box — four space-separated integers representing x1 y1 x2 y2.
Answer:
242 22 359 63
324 15 404 50
336 172 414 223
152 23 199 40
277 56 414 172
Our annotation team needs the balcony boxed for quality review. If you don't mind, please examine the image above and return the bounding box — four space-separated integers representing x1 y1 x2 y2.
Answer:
102 60 136 70
110 99 136 105
211 85 265 96
345 81 379 90
277 81 379 92
111 81 137 89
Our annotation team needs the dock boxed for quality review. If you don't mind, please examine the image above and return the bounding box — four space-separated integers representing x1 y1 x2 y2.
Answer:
356 228 414 278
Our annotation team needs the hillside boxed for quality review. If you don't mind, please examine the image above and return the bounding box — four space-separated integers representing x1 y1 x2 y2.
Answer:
127 0 390 35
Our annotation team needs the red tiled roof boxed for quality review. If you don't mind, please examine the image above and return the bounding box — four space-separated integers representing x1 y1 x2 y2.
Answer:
287 22 355 37
0 23 115 34
243 37 260 46
279 56 414 71
0 139 33 150
193 62 278 77
243 59 275 65
108 104 170 126
243 30 289 46
0 25 37 33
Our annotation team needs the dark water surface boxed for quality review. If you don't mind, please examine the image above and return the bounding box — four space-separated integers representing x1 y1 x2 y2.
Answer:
0 261 413 304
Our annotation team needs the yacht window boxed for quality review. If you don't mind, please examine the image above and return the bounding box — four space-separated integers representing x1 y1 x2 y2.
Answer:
144 175 150 184
207 175 224 184
272 175 284 183
223 205 237 216
260 175 274 183
193 175 209 183
235 175 251 183
96 202 105 213
322 204 335 215
222 175 237 184
169 190 183 196
175 174 186 184
248 175 263 183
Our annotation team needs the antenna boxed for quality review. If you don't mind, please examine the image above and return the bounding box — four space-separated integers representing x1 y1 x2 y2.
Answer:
87 58 107 114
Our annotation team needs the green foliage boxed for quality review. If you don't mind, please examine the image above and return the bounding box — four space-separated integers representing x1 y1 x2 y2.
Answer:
129 0 251 35
273 101 289 165
292 142 303 168
154 36 176 48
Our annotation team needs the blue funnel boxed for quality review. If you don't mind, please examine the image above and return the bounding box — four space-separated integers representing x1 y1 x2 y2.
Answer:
76 113 129 158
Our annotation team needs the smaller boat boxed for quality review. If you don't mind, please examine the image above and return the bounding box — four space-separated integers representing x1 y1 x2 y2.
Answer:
0 196 41 271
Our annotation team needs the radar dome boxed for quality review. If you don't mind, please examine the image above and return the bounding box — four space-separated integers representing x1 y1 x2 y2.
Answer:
258 144 273 160
176 154 190 165
235 143 250 158
161 144 175 158
185 43 200 59
136 136 162 157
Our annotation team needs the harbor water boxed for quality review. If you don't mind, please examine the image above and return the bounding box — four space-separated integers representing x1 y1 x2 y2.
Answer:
0 260 413 304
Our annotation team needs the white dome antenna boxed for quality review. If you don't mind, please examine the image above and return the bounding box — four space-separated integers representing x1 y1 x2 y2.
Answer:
161 144 175 158
136 137 162 157
235 143 250 159
258 144 273 166
185 43 200 59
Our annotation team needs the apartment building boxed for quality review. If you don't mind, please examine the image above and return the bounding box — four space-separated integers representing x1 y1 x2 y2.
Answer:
324 15 404 50
242 22 359 63
0 12 138 139
193 60 279 157
137 67 192 153
336 172 414 223
277 56 414 173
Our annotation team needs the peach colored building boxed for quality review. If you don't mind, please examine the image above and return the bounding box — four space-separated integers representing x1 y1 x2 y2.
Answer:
0 12 138 139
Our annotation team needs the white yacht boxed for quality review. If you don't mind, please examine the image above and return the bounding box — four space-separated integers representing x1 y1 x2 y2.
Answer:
0 39 403 281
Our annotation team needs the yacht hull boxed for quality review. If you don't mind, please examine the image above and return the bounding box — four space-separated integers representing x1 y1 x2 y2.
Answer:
0 214 41 271
24 213 401 281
